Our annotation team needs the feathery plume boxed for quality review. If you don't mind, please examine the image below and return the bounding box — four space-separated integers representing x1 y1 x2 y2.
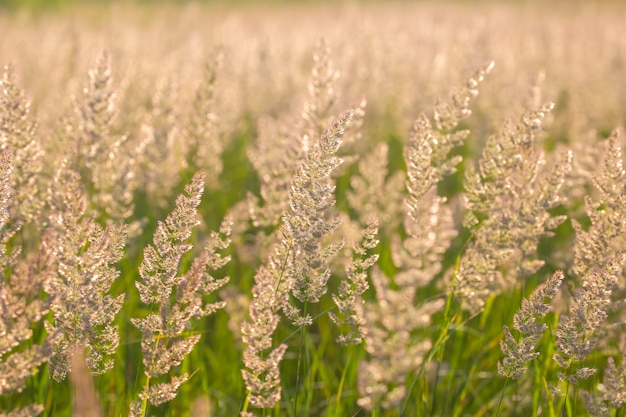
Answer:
0 65 46 225
346 143 404 232
247 115 303 229
573 129 626 278
240 262 288 409
498 271 563 379
282 110 352 326
185 52 224 185
0 150 57 411
240 224 295 409
44 162 126 381
581 350 626 416
357 267 442 410
247 39 341 231
129 71 183 213
131 172 230 413
553 256 623 387
241 111 353 408
457 103 572 312
301 37 340 153
72 51 136 221
392 64 495 296
330 217 379 345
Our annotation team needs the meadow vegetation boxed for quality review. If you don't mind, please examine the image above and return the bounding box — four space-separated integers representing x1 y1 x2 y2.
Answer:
1 2 626 416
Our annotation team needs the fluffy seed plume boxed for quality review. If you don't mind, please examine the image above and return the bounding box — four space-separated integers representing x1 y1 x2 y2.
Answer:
44 161 126 381
0 65 46 225
553 256 623 387
240 262 288 409
330 217 379 345
357 267 441 410
0 150 57 413
131 172 230 413
457 102 571 313
498 271 563 379
281 110 353 326
581 350 626 416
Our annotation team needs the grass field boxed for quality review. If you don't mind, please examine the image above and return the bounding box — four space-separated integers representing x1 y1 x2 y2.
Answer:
1 1 626 416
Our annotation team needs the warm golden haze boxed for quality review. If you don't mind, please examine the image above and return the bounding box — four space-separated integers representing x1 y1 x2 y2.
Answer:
1 2 626 416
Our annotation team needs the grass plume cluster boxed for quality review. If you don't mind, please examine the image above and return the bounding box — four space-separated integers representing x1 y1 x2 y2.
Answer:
1 2 626 416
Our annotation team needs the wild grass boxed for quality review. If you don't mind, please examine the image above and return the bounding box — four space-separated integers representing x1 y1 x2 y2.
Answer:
1 2 626 416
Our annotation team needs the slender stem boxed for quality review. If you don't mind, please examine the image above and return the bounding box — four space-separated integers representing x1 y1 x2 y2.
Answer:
332 349 353 415
495 377 510 417
293 302 308 417
430 358 442 415
240 389 251 415
139 371 151 415
561 380 570 417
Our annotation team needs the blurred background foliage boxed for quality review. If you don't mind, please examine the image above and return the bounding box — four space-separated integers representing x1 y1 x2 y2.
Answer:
0 0 575 12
